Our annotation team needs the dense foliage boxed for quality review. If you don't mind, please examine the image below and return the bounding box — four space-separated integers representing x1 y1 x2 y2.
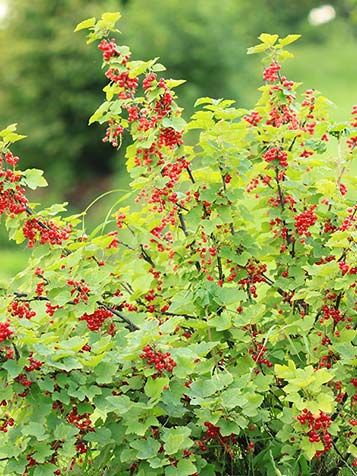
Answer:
0 11 356 476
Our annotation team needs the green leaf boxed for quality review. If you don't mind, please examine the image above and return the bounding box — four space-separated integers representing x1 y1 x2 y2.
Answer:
129 58 159 78
162 427 192 455
130 437 161 460
187 379 216 402
33 464 58 476
165 79 186 89
194 97 215 107
258 33 279 46
101 12 122 24
220 388 247 410
300 437 324 461
209 311 231 331
94 361 118 384
144 377 169 400
279 34 301 46
74 17 96 32
275 360 297 379
21 422 47 440
32 442 53 463
162 116 187 131
166 459 196 476
2 359 25 378
23 168 48 189
88 101 111 125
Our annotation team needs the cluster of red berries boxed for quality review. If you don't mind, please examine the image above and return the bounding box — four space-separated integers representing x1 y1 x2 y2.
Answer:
0 321 13 343
263 62 281 82
98 38 119 61
244 110 262 126
266 105 299 129
116 212 126 228
0 178 28 216
23 217 71 248
158 128 184 149
143 73 157 90
103 120 125 147
15 373 33 388
79 308 113 331
0 346 14 360
2 151 19 166
294 206 318 236
134 144 164 168
262 147 288 167
45 302 61 317
154 90 174 120
140 345 176 377
239 260 267 286
249 342 272 369
0 416 14 433
8 300 36 320
323 219 337 234
105 69 139 90
161 156 189 187
124 105 140 122
297 410 332 458
67 407 93 432
196 422 237 459
321 305 344 324
339 183 347 195
67 279 90 304
24 353 43 372
339 261 357 276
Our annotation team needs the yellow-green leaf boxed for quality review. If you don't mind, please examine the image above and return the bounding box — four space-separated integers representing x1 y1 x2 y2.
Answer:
258 33 279 46
74 17 96 32
279 34 301 46
247 43 269 55
101 12 122 24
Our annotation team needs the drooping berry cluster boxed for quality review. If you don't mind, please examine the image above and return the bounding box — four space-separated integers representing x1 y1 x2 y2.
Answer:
79 308 113 331
244 110 262 126
67 279 91 304
8 301 36 320
140 345 176 377
294 206 318 236
263 62 281 82
67 406 94 455
24 353 43 372
0 415 14 433
23 217 71 248
67 407 94 433
0 164 28 216
196 422 237 459
98 38 119 61
0 321 13 343
297 410 332 458
262 146 288 167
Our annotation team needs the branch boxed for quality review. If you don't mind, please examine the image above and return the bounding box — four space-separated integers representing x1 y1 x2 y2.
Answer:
99 302 139 332
186 166 195 184
12 291 139 332
140 244 156 267
178 210 189 237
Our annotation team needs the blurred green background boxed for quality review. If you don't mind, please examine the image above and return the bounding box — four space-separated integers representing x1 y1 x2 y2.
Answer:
0 0 356 280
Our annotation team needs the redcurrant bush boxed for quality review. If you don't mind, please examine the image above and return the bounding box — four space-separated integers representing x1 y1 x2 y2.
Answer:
0 15 356 476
